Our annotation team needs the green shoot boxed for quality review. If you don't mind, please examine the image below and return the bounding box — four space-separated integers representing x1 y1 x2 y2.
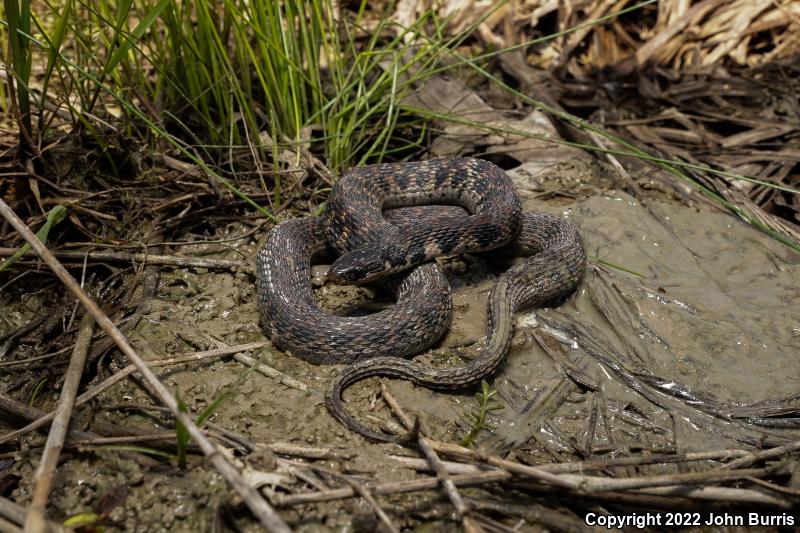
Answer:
4 0 33 152
0 205 67 273
174 389 232 469
28 377 47 407
459 380 504 447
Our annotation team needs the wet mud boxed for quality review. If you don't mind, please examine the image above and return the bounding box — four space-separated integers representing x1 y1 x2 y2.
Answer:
2 157 799 529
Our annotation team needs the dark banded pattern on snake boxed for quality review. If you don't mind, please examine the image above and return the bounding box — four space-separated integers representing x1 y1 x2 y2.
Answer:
324 158 522 284
324 211 586 441
255 215 454 364
255 157 586 441
256 158 522 363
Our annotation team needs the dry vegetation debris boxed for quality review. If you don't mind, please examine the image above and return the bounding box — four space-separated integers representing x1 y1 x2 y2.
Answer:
0 0 799 530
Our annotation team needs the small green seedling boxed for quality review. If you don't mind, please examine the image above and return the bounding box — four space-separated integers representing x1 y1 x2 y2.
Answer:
174 389 232 469
459 380 504 447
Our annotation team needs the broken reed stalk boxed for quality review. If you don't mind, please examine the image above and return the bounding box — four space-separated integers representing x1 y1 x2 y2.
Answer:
0 199 291 533
0 342 268 445
380 384 485 533
24 312 94 532
0 495 62 532
276 459 790 509
424 439 782 493
0 248 247 272
321 470 400 533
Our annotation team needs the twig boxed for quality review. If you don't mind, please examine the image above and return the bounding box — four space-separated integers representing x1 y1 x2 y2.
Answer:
275 464 792 509
0 342 266 445
536 448 752 473
389 449 756 477
380 384 485 533
0 516 22 533
718 438 800 470
25 312 94 532
71 433 177 446
233 352 308 392
0 247 248 272
273 471 511 507
0 199 291 532
635 485 792 507
426 440 580 490
323 470 400 533
463 497 592 533
388 455 490 475
0 394 125 447
0 496 61 532
424 439 779 493
745 477 800 498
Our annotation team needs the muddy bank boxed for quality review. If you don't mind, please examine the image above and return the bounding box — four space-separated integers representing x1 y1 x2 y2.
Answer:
2 157 798 529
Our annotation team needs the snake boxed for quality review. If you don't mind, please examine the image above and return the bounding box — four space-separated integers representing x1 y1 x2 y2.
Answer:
255 157 586 441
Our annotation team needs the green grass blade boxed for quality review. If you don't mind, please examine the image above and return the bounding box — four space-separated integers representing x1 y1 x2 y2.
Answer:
37 0 72 119
0 205 67 273
4 0 33 146
105 0 170 73
196 391 232 427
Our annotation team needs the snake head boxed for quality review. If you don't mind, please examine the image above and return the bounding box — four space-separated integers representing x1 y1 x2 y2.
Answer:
328 244 407 285
327 247 392 285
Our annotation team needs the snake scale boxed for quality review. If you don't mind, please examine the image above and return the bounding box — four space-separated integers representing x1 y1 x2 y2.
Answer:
256 158 586 442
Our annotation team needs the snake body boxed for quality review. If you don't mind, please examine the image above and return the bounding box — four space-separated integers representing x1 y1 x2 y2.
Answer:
255 157 586 441
325 211 586 441
324 158 522 284
255 216 453 364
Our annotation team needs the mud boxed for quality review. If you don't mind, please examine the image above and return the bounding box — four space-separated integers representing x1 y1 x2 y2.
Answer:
2 157 799 530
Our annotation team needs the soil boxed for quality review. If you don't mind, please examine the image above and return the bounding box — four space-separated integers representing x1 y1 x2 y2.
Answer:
2 152 798 530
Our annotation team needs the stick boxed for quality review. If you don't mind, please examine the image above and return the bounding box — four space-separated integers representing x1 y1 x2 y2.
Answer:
0 343 266 445
233 352 308 392
380 384 484 533
274 471 511 507
0 248 247 272
0 200 291 532
391 448 755 474
321 469 399 533
0 496 61 532
25 312 94 532
718 439 800 470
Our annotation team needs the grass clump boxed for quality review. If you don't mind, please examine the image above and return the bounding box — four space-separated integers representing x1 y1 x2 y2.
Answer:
3 0 475 189
3 0 794 250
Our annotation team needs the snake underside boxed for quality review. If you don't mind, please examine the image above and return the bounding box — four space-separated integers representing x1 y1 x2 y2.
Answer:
255 157 587 442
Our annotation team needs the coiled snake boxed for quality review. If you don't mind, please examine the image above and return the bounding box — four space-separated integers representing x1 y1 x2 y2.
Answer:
256 158 586 442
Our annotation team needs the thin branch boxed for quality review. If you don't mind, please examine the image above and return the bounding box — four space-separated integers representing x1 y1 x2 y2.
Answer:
718 439 800 470
25 312 94 532
233 352 308 391
0 247 248 272
0 496 61 532
381 384 485 533
0 199 291 532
